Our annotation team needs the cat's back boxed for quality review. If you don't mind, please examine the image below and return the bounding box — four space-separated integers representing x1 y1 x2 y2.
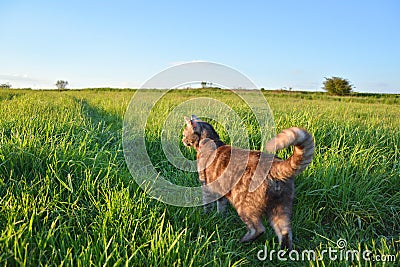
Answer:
199 139 275 171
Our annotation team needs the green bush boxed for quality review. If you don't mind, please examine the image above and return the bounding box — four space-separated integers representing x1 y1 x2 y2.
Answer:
322 77 354 95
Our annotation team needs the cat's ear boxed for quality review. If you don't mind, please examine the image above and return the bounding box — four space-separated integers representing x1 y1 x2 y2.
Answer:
185 115 200 129
184 116 191 125
184 116 198 129
191 115 202 122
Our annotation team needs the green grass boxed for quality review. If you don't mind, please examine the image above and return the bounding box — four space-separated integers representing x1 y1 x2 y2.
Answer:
0 89 399 266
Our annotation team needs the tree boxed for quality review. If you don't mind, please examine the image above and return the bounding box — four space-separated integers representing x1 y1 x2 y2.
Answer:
200 81 215 88
0 82 12 89
322 77 354 95
55 80 69 91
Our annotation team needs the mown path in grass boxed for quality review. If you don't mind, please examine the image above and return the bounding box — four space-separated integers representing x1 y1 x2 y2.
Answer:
0 89 399 266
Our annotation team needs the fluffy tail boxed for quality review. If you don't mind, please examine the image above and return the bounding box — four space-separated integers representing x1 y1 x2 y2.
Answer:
266 127 315 179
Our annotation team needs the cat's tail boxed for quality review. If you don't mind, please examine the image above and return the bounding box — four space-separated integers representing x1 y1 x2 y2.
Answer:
265 127 315 179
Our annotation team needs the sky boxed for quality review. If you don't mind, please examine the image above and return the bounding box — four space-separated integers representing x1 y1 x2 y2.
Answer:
1 0 399 93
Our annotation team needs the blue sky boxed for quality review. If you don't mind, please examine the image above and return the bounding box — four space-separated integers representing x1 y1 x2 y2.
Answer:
1 0 399 93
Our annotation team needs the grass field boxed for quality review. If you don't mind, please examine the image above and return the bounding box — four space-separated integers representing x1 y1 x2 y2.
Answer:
0 88 399 266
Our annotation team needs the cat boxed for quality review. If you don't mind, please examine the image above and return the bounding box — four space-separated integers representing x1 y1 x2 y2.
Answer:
182 115 314 250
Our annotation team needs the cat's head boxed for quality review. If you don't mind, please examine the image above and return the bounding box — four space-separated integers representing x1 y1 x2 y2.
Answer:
182 115 221 148
182 115 202 147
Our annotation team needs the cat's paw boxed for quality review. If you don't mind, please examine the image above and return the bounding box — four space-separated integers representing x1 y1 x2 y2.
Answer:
240 229 264 243
240 233 255 243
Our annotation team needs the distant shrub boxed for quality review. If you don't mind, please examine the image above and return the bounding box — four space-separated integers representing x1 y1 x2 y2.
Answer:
322 77 354 95
0 82 12 89
55 80 69 91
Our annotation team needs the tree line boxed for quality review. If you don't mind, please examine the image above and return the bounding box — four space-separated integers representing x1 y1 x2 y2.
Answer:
1 77 355 95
